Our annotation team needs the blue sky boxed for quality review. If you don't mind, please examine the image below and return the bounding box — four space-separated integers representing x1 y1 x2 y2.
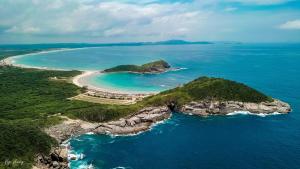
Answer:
0 0 300 43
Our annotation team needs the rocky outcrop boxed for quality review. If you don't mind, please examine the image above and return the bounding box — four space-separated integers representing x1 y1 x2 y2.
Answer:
34 146 69 169
45 117 98 144
40 107 170 168
40 100 290 169
46 107 171 143
45 100 290 142
94 106 171 135
180 99 291 116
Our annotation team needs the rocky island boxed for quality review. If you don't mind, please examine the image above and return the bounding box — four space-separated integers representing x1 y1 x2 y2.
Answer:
102 60 171 73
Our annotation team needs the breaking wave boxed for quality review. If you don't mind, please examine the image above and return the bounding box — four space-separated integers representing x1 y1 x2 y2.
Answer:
226 111 283 117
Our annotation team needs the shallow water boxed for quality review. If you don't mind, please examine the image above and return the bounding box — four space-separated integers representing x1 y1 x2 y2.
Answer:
13 43 300 169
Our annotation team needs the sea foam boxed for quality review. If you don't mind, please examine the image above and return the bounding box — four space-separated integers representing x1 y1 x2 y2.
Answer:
226 111 283 117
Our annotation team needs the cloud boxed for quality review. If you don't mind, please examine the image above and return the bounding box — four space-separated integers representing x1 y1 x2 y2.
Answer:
225 0 294 5
279 20 300 30
5 26 41 34
0 0 205 39
224 7 238 12
0 0 299 43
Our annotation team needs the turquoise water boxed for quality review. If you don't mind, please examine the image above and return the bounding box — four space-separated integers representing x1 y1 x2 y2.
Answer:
13 43 300 169
88 72 171 93
14 44 300 93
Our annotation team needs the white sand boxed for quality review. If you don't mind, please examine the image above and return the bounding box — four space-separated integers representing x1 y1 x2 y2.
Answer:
72 71 158 95
2 48 158 95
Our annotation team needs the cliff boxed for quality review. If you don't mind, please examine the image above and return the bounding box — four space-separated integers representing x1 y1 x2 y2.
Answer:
181 99 290 116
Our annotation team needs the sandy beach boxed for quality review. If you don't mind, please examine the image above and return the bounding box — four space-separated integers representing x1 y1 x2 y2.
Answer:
72 71 158 95
0 47 104 71
1 49 158 95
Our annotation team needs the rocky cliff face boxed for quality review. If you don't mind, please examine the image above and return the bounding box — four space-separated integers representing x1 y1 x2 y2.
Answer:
45 107 171 141
45 99 291 142
40 99 291 168
94 106 171 135
180 99 291 116
34 146 69 169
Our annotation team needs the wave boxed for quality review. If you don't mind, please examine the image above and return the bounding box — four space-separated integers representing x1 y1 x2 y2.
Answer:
226 111 283 117
73 162 94 169
169 67 188 72
68 152 85 161
111 166 131 169
86 132 95 135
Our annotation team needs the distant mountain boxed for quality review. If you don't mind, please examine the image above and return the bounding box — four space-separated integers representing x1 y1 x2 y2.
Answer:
141 40 213 45
0 40 213 49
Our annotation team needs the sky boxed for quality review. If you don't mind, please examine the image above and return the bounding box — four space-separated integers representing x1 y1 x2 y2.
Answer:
0 0 300 44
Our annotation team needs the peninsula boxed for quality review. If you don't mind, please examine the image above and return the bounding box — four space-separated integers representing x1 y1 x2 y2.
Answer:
47 76 291 140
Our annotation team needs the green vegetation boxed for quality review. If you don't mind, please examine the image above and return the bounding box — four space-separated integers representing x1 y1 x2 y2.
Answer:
141 77 273 108
0 66 140 122
0 121 56 169
103 60 171 73
0 66 140 168
0 49 44 60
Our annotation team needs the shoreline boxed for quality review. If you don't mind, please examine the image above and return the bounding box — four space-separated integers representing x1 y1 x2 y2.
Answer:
1 46 107 71
72 71 159 95
1 49 158 95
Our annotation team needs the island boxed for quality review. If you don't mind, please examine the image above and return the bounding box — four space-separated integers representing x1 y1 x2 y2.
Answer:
102 60 171 73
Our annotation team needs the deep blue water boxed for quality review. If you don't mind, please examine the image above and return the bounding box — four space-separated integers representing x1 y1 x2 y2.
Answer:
12 43 300 169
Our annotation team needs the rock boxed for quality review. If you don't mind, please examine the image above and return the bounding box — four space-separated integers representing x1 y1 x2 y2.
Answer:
52 161 59 168
50 153 60 162
69 154 77 160
180 99 291 116
94 106 171 135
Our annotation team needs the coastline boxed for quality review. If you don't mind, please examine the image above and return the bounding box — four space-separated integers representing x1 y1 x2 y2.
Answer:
2 49 158 95
72 71 159 95
1 46 105 71
1 49 292 169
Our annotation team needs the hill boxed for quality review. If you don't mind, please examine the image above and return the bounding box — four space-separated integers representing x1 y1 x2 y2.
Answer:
103 60 171 73
142 77 273 108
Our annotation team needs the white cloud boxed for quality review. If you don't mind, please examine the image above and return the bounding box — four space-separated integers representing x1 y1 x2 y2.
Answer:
224 7 237 12
0 0 299 43
5 26 41 34
279 20 300 30
225 0 293 5
0 0 205 39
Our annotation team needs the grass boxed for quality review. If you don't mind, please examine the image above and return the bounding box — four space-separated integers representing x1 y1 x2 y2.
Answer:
70 94 136 105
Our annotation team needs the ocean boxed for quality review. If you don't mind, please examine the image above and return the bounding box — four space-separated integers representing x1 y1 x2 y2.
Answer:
12 43 300 169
